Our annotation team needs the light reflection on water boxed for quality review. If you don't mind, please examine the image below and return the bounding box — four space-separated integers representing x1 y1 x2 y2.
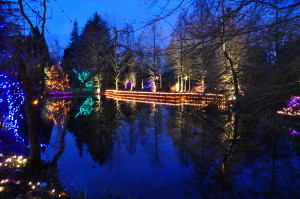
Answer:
42 95 300 199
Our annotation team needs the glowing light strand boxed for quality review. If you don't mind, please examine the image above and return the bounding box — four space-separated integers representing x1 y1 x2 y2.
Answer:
73 69 93 88
125 80 131 89
277 96 300 116
0 74 25 142
46 64 70 91
49 91 73 95
75 97 94 118
0 74 49 148
143 79 152 90
105 90 227 110
47 100 71 128
289 128 300 135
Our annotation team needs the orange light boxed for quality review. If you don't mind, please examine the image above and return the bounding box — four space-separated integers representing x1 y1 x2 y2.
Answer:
105 90 228 110
33 100 39 105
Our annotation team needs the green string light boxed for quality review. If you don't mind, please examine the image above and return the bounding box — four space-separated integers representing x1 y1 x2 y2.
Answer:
75 97 94 118
73 69 93 88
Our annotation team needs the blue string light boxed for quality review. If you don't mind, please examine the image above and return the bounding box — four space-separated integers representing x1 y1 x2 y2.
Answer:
143 80 152 90
0 73 49 149
0 22 6 29
125 80 131 89
0 73 25 143
289 128 299 135
288 96 300 107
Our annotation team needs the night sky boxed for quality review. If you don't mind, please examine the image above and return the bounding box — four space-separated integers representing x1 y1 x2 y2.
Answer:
46 0 178 54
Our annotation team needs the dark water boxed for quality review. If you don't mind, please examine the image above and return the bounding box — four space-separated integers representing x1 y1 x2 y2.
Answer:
41 95 300 199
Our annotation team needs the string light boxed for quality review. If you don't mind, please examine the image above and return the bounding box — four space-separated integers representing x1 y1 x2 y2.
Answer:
0 73 49 148
73 69 93 88
125 80 131 89
170 82 179 91
289 128 300 135
0 23 6 29
143 79 153 91
105 90 227 110
49 95 73 99
0 155 27 169
75 97 94 118
106 96 227 110
47 100 71 128
49 91 73 95
277 96 300 116
33 99 39 105
0 73 25 143
46 64 70 91
288 96 300 107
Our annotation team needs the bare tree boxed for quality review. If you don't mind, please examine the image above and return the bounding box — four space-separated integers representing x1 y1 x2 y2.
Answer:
18 0 48 166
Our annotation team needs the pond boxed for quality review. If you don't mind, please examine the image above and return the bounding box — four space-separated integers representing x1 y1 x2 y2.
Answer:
40 95 300 198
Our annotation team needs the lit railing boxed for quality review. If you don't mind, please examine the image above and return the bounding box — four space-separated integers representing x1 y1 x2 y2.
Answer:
105 90 228 110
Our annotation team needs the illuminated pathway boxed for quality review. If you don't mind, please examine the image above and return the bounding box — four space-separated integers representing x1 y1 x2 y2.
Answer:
105 90 228 110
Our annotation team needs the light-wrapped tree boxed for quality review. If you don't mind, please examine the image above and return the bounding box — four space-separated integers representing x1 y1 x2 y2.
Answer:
46 64 70 91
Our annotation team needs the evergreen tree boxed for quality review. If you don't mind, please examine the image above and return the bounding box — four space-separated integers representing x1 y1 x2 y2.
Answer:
77 12 111 89
0 0 20 72
46 64 70 91
62 20 79 86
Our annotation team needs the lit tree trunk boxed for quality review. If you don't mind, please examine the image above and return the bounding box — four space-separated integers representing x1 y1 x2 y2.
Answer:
142 78 144 89
97 74 101 93
115 77 119 90
152 79 156 92
180 22 184 92
184 76 187 92
221 1 240 108
180 75 183 92
189 76 190 91
159 74 162 90
201 68 205 93
177 75 180 91
153 25 157 92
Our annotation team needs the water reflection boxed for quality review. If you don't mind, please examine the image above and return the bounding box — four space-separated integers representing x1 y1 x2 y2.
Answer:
41 96 300 198
68 96 115 165
75 97 94 118
43 100 71 128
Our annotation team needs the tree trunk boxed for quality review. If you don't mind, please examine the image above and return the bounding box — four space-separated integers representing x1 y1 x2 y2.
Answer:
115 78 118 90
159 74 162 90
177 75 180 91
189 76 190 92
180 75 183 92
25 92 41 166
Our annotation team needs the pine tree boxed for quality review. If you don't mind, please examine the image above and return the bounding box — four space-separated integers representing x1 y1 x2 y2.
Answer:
62 20 79 85
0 0 19 68
77 12 111 89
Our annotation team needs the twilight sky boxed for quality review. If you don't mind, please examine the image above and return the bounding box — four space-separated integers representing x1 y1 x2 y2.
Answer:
45 0 179 55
